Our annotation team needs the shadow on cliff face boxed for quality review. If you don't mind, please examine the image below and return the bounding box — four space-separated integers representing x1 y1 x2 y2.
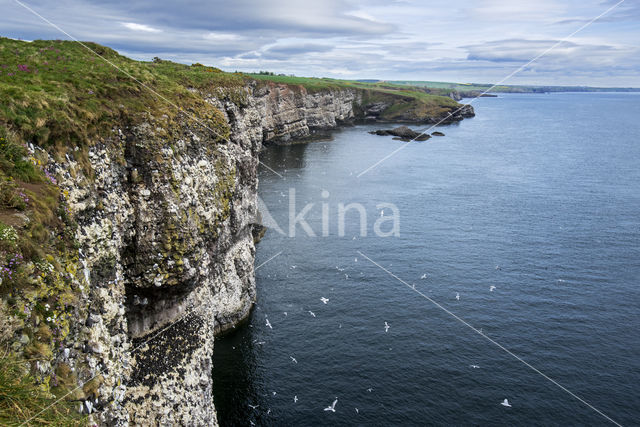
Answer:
212 309 262 427
259 141 310 171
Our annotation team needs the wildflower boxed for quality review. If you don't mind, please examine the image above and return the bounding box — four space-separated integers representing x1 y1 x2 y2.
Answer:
45 303 50 310
47 317 52 322
88 90 94 95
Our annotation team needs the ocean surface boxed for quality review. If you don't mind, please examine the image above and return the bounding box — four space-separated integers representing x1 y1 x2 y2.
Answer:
212 93 640 426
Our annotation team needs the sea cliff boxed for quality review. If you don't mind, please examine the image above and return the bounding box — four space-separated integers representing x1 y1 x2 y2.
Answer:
0 38 473 425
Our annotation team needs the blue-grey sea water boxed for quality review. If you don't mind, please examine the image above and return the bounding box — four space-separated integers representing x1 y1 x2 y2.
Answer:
213 93 640 426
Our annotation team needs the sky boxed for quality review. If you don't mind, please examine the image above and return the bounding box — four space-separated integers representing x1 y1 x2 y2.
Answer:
2 0 640 86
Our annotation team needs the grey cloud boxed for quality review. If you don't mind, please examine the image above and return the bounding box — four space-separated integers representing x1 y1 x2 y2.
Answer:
28 0 395 36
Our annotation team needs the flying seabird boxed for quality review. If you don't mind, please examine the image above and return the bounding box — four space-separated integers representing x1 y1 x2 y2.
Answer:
384 322 390 333
490 285 496 292
501 399 511 407
294 396 298 403
470 364 480 369
324 397 338 412
355 408 359 414
290 356 297 364
421 274 427 279
455 292 460 301
309 311 316 317
249 404 259 409
266 319 272 329
320 297 329 304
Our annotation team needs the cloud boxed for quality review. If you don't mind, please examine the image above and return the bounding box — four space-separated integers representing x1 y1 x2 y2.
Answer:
203 32 243 42
3 0 640 86
260 43 334 59
464 38 638 68
121 22 161 33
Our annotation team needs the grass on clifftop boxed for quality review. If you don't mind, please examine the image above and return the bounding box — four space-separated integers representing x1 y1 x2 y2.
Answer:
0 38 238 151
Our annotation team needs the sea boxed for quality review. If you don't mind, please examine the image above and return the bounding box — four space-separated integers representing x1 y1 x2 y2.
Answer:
212 92 640 426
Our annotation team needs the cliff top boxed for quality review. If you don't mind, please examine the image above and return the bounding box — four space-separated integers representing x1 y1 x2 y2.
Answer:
0 37 461 149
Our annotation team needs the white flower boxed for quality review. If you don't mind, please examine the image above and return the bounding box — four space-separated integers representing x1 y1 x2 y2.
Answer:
46 317 52 322
44 304 50 310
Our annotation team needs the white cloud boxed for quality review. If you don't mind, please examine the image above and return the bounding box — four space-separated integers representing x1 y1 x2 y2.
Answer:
203 32 243 41
121 22 161 33
3 0 639 85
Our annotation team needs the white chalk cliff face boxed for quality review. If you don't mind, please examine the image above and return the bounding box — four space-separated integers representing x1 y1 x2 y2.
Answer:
49 82 360 425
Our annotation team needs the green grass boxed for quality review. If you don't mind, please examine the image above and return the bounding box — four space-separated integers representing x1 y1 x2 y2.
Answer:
0 350 84 426
0 38 238 151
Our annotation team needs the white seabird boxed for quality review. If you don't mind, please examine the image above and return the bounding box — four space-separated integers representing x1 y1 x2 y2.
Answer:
470 364 480 369
320 297 329 304
490 285 496 292
324 397 338 412
290 356 297 364
309 311 316 317
421 274 427 279
384 322 390 333
294 396 298 403
455 292 460 301
265 319 272 329
501 398 511 407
